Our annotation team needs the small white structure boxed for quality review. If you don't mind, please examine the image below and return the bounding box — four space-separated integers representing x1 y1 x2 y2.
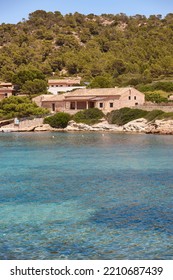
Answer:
168 95 173 101
48 86 86 95
48 77 86 95
14 117 20 126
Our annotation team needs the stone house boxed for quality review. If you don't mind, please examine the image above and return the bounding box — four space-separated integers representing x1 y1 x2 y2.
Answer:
48 77 85 94
0 82 13 101
33 87 145 114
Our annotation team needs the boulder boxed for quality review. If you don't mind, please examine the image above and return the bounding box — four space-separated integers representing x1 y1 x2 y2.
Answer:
146 119 173 134
123 118 148 132
65 120 92 131
92 121 123 131
34 124 57 131
65 120 123 132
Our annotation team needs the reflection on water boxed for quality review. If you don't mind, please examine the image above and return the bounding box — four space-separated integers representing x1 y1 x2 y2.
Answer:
0 132 173 259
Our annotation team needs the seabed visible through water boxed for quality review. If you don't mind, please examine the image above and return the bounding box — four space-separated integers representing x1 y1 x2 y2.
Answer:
0 132 173 259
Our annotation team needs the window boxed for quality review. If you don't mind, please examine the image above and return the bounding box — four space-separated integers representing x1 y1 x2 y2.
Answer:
99 102 103 108
52 103 55 111
70 102 75 110
110 102 113 108
4 93 8 98
128 96 131 100
135 102 138 106
134 96 136 100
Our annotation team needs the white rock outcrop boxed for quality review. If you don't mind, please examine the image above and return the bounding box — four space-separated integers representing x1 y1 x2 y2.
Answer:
64 120 92 131
146 119 173 134
123 118 148 132
65 120 123 132
1 117 173 135
34 124 56 131
92 121 123 131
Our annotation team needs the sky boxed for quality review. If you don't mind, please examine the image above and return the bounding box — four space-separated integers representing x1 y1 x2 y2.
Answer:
0 0 173 24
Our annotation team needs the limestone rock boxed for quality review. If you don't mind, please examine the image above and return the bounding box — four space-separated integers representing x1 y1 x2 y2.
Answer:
92 121 123 131
146 119 173 134
123 118 148 132
34 124 56 131
65 120 123 132
2 116 173 135
65 120 92 131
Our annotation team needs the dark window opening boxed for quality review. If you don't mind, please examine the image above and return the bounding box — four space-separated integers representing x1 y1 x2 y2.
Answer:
110 102 113 108
70 102 75 110
77 102 86 110
89 102 94 108
128 96 131 100
52 103 55 111
134 96 136 100
99 102 103 108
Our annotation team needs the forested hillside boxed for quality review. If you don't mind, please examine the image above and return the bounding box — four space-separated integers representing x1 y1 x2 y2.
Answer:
1 10 173 89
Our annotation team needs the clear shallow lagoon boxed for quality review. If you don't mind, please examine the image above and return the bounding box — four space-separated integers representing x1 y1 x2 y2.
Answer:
0 132 173 260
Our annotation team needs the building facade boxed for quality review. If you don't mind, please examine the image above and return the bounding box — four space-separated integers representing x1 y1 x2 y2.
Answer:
33 87 145 114
0 82 13 101
48 77 86 95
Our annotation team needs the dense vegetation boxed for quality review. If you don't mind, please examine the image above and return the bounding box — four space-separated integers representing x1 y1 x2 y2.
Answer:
73 108 104 124
0 96 48 119
43 108 104 127
43 107 173 128
107 107 147 125
107 107 173 125
44 112 71 128
1 10 173 93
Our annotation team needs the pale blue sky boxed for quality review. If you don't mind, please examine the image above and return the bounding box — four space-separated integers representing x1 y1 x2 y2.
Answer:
1 0 173 24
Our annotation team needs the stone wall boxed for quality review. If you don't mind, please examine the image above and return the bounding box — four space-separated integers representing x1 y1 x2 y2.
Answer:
132 104 173 112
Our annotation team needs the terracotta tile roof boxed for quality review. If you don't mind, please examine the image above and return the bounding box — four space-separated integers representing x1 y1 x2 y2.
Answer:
0 87 13 92
64 87 132 97
64 96 94 101
48 78 81 85
0 82 12 86
39 94 65 102
33 87 144 103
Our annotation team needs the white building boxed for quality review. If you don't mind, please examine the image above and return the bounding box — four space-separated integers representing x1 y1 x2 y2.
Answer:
48 78 86 95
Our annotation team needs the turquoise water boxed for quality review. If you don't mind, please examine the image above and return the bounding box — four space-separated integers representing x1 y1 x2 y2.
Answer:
0 132 173 260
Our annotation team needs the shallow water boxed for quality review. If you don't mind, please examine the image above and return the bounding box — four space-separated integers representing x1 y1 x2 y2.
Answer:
0 132 173 259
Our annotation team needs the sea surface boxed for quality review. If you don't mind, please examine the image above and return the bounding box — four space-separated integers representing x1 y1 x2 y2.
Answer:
0 132 173 260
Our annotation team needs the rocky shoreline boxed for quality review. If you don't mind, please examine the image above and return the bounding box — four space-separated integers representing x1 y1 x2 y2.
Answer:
65 119 173 134
1 117 173 134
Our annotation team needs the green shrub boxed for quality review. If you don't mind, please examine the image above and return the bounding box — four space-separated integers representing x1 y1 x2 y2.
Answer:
153 82 173 92
89 75 115 88
107 107 148 125
157 112 173 120
44 112 71 128
0 96 48 120
107 107 173 125
137 84 155 92
145 110 164 121
73 108 104 125
145 92 168 103
138 82 173 93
